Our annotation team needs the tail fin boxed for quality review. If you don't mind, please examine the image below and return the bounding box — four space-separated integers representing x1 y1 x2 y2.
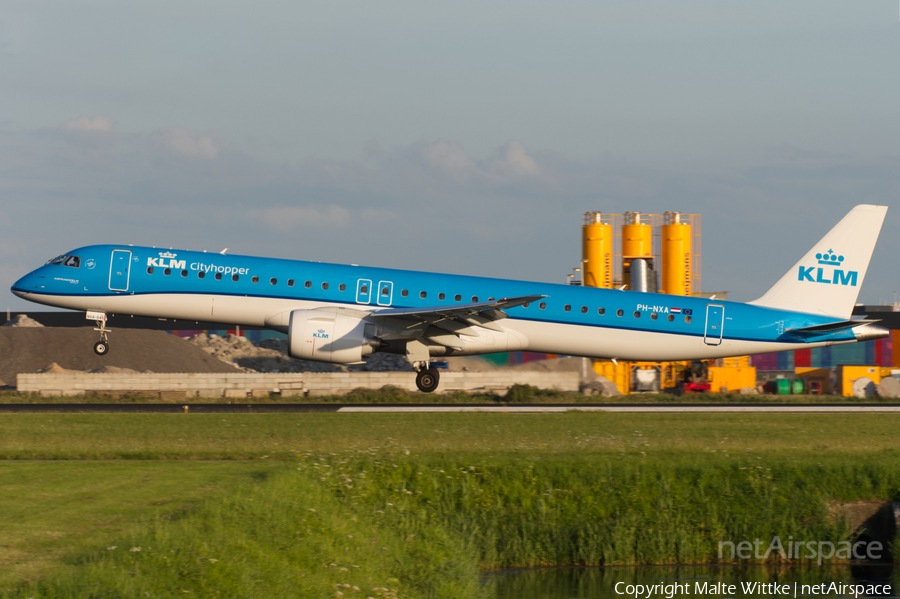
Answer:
749 204 887 318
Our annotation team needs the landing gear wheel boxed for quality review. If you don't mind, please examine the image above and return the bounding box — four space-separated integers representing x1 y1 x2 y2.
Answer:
93 341 109 356
415 368 440 393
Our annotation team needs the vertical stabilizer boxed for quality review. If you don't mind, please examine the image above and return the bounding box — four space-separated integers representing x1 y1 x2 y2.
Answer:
749 204 887 318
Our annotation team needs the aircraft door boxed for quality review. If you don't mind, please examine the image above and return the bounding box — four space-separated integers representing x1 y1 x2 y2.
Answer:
376 281 393 306
356 279 372 304
108 249 132 292
704 305 724 346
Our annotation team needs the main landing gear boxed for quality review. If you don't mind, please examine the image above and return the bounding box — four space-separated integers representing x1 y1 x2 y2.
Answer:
414 364 440 393
415 368 440 393
88 311 111 356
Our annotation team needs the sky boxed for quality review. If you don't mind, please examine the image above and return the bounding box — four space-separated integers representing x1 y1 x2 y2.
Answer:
2 0 900 312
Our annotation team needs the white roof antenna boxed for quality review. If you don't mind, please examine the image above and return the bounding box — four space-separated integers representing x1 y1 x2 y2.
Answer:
220 248 228 255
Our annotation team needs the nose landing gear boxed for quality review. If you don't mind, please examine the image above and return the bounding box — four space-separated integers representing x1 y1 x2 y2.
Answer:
87 311 111 356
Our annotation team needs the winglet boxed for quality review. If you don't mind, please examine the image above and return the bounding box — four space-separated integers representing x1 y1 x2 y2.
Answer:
749 205 887 318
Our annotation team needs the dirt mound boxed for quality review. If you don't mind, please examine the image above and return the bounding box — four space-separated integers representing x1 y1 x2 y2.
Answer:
0 328 240 387
188 333 414 373
3 315 44 327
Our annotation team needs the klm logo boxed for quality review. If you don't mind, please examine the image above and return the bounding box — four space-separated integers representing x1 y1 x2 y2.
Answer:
798 249 857 287
147 252 186 270
313 329 329 339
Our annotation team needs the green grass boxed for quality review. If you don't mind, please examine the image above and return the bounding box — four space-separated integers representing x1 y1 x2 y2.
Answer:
0 461 281 589
0 412 897 459
0 413 898 597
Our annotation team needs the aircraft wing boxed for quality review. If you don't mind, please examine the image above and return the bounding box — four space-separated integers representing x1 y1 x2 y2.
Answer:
372 294 546 349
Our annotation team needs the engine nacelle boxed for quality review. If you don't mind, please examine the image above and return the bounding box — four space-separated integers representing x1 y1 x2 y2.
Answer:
288 309 376 364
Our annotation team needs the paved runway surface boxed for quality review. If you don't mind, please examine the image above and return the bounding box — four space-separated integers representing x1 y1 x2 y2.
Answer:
1 404 899 413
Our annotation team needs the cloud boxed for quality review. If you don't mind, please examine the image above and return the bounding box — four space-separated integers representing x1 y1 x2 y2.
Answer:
484 141 540 180
61 116 114 133
0 209 10 227
152 127 218 159
245 204 350 232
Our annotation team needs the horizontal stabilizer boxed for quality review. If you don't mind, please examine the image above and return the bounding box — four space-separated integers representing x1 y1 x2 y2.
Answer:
786 319 880 336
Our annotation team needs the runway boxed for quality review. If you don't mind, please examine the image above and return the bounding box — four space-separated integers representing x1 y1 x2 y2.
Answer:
1 403 899 413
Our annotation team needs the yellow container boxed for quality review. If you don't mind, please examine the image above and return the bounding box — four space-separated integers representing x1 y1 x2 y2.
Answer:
582 213 614 289
708 366 757 393
661 213 693 296
836 365 892 397
593 360 630 395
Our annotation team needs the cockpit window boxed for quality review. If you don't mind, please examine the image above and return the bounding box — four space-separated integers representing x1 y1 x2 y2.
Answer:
46 254 80 267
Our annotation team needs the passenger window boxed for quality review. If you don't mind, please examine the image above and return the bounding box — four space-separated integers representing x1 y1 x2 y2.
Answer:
418 291 426 298
305 281 312 288
439 293 446 300
488 297 494 301
523 303 529 308
454 294 462 302
381 286 389 296
564 305 571 312
616 309 624 317
401 289 409 297
361 285 368 293
252 276 259 284
215 272 222 280
472 296 479 302
270 277 277 285
288 279 294 287
232 274 239 282
598 307 605 315
164 268 171 276
667 314 675 322
581 306 588 314
539 302 546 310
322 282 329 290
651 312 658 320
685 315 692 324
181 270 188 277
63 256 80 268
198 271 205 279
339 283 346 291
147 266 154 274
633 311 641 318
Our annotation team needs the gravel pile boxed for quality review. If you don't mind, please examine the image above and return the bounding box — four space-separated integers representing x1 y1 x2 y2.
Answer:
0 328 240 386
187 333 414 373
3 314 44 327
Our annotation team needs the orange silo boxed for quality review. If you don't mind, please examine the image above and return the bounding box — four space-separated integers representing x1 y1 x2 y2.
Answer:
661 212 695 296
581 212 615 288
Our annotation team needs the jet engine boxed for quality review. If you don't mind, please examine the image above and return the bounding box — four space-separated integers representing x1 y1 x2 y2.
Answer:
287 309 380 364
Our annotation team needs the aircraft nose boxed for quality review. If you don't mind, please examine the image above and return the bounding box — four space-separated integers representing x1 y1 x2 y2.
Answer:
10 272 39 298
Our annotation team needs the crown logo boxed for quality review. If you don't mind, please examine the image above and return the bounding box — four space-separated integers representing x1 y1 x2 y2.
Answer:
159 251 177 259
317 329 325 334
816 249 843 266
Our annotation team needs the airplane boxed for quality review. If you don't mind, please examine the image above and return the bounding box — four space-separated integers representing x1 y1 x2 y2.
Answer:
10 204 889 393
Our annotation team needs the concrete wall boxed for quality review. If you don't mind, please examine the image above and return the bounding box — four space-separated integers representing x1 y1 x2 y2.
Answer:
17 371 580 397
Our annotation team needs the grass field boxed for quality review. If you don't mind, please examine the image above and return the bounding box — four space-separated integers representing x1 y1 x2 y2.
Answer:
0 411 897 459
0 412 898 598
